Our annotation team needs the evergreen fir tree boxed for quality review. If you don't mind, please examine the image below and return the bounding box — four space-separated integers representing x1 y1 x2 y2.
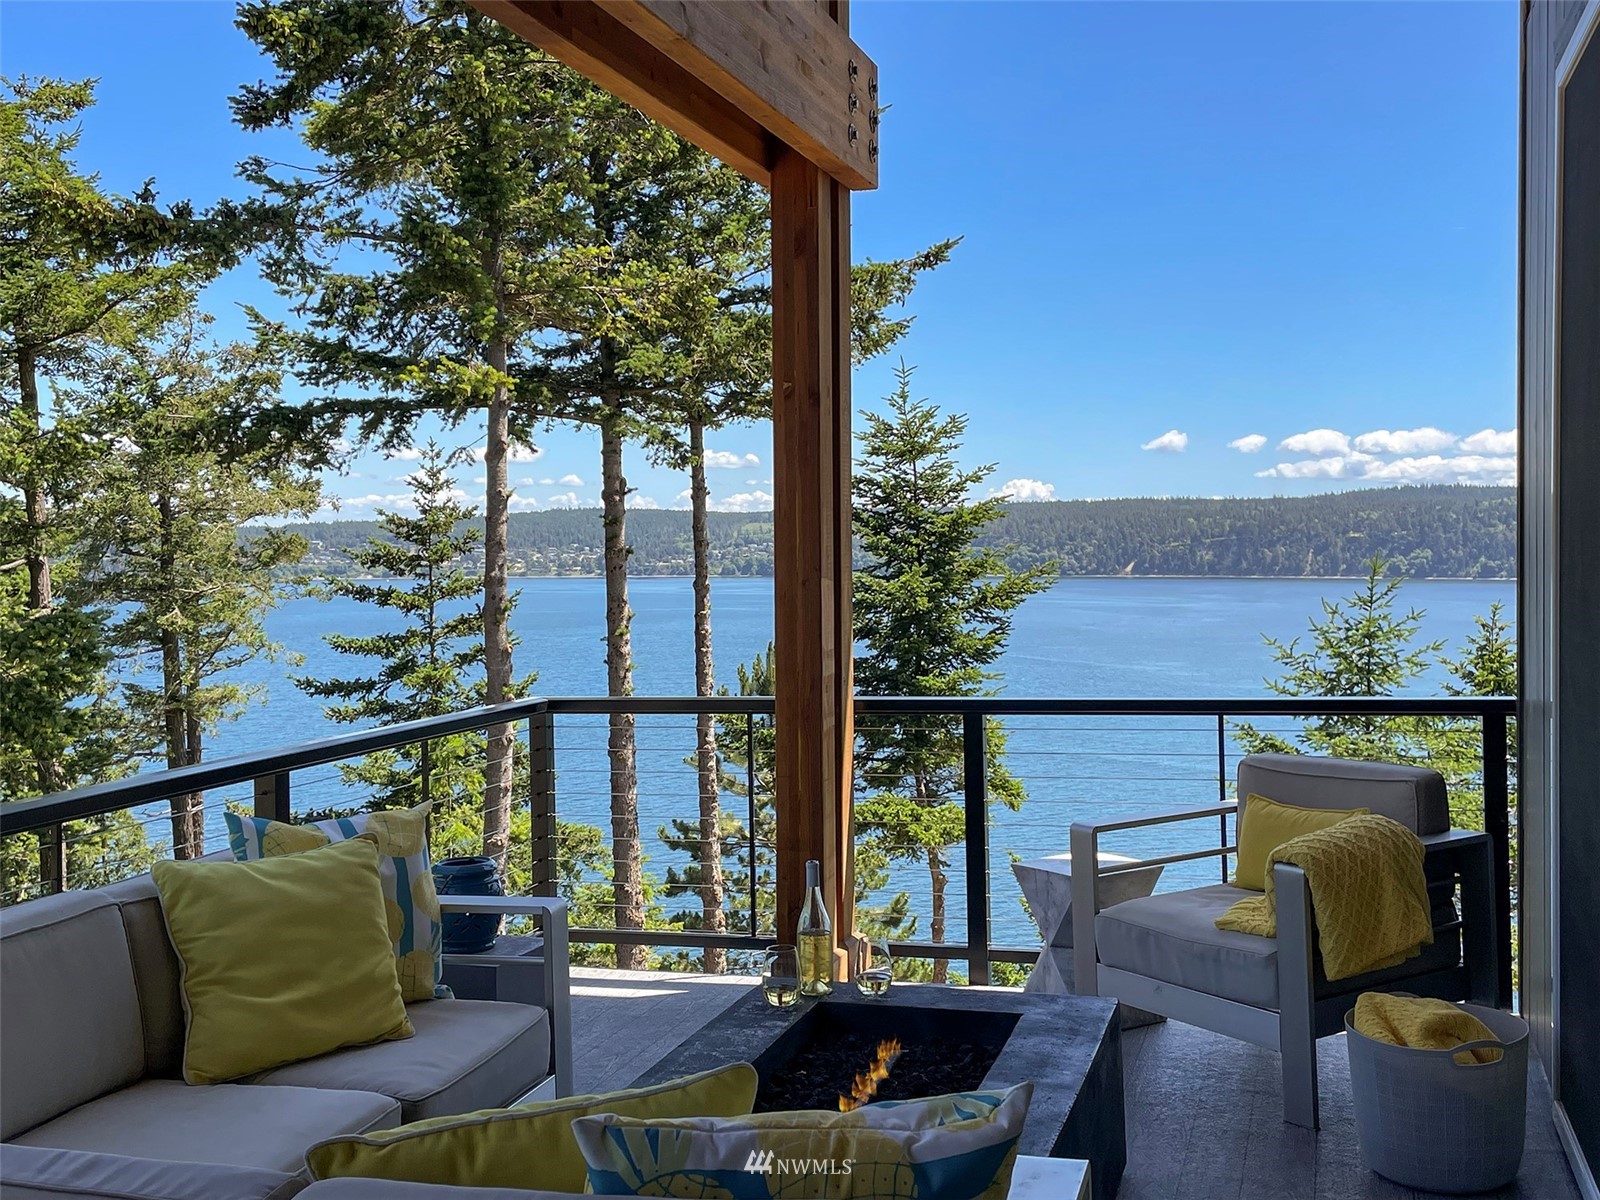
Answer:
851 364 1056 981
294 444 501 829
68 309 317 858
1233 557 1445 764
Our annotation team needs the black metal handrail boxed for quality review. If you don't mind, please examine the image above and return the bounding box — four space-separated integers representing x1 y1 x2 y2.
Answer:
0 693 1516 1004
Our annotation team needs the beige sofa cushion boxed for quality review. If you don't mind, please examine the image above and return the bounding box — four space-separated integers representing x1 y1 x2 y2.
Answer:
0 891 146 1139
9 1081 400 1175
246 999 549 1122
0 1144 304 1200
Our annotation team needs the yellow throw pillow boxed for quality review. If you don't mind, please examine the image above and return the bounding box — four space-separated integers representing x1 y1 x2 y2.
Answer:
153 836 414 1085
1232 793 1370 890
225 801 446 1002
305 1062 758 1193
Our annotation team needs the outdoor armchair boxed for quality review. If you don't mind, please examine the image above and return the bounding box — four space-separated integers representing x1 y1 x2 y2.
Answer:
1069 753 1498 1128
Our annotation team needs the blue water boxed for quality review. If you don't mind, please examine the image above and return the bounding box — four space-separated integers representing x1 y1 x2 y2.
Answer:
205 577 1512 950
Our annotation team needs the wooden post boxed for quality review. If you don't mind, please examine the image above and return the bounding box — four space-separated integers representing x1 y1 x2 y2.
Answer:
771 145 854 971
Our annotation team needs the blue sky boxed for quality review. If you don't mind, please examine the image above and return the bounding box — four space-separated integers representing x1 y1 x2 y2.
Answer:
3 1 1520 515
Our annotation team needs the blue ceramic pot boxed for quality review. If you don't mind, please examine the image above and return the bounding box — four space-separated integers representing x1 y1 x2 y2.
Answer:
433 856 505 954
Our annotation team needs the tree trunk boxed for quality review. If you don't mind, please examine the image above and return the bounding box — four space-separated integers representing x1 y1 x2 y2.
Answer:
157 495 202 859
689 420 727 972
601 413 644 969
19 348 52 615
481 342 515 870
20 346 66 886
929 848 948 984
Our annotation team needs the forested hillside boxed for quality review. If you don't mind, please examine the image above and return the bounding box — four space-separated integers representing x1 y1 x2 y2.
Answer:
285 484 1514 579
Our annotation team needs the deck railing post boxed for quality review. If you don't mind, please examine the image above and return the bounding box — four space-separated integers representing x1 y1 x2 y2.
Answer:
253 772 291 824
529 710 558 897
1481 710 1514 1008
963 711 991 986
747 714 760 936
1217 713 1229 882
39 823 66 894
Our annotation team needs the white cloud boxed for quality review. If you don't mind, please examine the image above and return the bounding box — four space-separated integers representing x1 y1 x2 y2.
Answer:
507 495 542 512
629 494 661 510
709 490 773 513
470 443 543 463
705 449 760 470
1140 429 1189 453
383 447 424 461
1278 429 1351 456
537 477 556 486
557 473 584 487
321 487 471 513
1361 454 1518 485
1257 452 1515 485
991 477 1058 502
1256 453 1377 480
1459 428 1517 455
545 492 582 509
1228 434 1268 454
1352 427 1458 455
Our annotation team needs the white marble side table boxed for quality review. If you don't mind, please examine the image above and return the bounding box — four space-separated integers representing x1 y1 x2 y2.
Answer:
1012 852 1164 1020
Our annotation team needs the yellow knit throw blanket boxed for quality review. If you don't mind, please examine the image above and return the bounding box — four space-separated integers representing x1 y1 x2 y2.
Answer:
1214 813 1433 980
1352 992 1501 1063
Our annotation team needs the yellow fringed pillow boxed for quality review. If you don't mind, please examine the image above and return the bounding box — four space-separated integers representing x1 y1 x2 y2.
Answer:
1232 793 1369 890
225 801 446 1001
305 1063 759 1193
153 836 413 1085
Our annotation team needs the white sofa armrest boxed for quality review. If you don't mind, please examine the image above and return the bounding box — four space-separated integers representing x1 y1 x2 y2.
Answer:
437 896 571 1097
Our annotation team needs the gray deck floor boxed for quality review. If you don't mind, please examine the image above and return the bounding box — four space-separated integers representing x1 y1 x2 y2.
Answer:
568 968 1581 1200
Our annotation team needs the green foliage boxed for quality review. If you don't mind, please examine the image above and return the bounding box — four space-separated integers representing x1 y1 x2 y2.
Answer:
1234 557 1444 763
852 364 1056 980
1233 562 1517 832
64 309 317 854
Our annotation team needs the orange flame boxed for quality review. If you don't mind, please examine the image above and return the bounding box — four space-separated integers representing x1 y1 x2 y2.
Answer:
838 1038 903 1112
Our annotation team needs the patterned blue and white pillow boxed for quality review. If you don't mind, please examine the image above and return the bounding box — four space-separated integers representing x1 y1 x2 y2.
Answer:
570 1082 1032 1200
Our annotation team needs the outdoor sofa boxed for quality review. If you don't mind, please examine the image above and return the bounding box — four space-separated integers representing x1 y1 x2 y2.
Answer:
0 867 1090 1200
0 869 566 1196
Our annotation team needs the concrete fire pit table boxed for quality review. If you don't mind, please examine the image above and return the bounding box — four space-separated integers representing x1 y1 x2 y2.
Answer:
633 984 1125 1200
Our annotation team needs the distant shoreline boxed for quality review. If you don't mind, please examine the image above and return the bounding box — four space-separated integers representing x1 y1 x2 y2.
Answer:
310 572 1516 583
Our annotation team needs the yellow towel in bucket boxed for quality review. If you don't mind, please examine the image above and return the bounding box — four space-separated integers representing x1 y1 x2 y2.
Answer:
1353 993 1502 1064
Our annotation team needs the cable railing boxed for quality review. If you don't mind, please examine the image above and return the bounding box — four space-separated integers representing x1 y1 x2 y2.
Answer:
0 693 1516 1005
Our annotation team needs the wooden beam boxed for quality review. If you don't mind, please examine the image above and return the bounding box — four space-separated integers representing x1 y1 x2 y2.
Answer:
477 0 878 190
771 144 855 966
476 1 776 185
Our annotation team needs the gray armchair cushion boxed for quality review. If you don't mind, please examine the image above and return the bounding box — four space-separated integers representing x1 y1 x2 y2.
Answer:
0 1144 304 1200
243 1000 549 1122
9 1082 399 1175
1096 884 1281 1008
1238 754 1448 835
0 893 146 1140
1097 883 1467 1013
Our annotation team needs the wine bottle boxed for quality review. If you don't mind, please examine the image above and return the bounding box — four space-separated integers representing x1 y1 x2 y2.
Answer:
797 859 833 996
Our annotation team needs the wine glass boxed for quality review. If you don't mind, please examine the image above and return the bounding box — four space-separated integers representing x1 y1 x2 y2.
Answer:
762 944 801 1007
854 935 893 998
